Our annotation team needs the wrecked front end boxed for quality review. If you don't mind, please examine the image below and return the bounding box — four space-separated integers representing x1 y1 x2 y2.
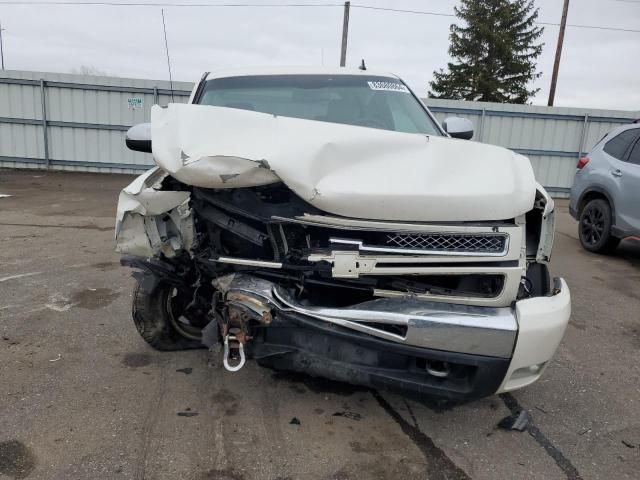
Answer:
115 104 570 403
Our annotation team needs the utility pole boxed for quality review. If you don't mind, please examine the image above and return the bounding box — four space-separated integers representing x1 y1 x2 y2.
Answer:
340 1 350 67
548 0 569 106
0 21 5 70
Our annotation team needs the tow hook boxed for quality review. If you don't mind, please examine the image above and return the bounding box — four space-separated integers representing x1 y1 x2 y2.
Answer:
223 332 246 372
212 274 278 372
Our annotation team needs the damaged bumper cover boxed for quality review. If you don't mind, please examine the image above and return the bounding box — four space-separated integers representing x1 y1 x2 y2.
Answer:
254 308 512 402
115 167 194 258
216 274 571 401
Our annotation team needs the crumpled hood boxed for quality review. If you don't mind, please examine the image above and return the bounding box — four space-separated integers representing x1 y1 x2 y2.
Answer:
151 104 536 222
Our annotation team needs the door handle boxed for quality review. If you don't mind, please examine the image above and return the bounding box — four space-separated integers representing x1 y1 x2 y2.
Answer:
611 169 623 177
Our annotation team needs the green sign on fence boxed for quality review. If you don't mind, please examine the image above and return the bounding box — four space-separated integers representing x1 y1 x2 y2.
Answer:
127 97 143 110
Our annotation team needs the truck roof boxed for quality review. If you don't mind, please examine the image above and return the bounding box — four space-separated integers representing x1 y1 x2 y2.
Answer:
205 66 401 81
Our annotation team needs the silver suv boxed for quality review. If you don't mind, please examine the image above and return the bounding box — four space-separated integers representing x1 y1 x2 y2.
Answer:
570 123 640 253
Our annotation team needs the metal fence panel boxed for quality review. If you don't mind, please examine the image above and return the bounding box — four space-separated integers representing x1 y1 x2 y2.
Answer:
425 98 638 195
0 69 192 173
1 70 638 194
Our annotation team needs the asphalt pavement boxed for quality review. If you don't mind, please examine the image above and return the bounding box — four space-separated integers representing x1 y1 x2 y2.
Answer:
1 169 639 480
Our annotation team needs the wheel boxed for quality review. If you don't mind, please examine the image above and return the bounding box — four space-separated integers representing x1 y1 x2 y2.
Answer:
131 274 206 351
578 199 620 253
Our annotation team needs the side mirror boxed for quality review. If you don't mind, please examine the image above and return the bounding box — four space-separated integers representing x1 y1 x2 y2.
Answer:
125 123 152 153
443 117 474 140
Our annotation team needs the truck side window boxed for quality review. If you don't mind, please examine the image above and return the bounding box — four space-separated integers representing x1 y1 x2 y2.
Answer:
603 128 639 160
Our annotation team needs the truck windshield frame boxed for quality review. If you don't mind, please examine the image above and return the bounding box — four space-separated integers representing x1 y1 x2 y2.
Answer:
195 74 443 136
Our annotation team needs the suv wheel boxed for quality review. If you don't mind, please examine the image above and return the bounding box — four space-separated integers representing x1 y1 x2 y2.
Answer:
578 199 620 253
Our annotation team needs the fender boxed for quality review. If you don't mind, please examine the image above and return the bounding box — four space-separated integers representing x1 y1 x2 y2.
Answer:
575 186 616 221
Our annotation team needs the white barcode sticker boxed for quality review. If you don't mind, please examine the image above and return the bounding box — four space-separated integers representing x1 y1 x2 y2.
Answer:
367 81 410 93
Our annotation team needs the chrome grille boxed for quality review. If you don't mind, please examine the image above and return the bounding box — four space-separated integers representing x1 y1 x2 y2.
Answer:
385 233 507 253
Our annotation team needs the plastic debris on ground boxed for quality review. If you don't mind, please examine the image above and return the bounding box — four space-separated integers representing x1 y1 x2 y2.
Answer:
497 409 531 432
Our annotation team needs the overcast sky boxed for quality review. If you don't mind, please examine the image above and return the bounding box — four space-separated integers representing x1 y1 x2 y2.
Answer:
0 0 638 110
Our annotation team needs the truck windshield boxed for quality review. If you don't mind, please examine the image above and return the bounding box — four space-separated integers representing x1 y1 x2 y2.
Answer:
197 74 442 136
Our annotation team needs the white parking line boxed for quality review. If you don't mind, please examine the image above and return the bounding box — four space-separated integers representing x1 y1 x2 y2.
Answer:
0 272 43 283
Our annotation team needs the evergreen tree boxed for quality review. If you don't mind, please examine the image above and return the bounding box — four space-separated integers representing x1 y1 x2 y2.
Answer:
429 0 544 103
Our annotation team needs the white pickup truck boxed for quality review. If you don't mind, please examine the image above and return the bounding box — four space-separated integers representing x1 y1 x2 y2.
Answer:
115 67 570 402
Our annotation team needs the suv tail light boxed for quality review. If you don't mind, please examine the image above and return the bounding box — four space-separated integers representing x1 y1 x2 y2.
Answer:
577 156 589 169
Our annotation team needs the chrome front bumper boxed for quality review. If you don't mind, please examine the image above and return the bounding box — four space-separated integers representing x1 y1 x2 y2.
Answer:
219 274 519 357
219 273 570 361
217 274 570 395
272 288 517 358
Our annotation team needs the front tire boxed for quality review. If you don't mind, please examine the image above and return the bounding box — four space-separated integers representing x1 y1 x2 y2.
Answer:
131 275 205 351
578 199 620 253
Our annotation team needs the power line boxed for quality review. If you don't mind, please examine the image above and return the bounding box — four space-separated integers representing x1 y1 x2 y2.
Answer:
0 1 638 34
349 4 640 33
0 1 342 6
536 21 640 33
350 4 455 18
